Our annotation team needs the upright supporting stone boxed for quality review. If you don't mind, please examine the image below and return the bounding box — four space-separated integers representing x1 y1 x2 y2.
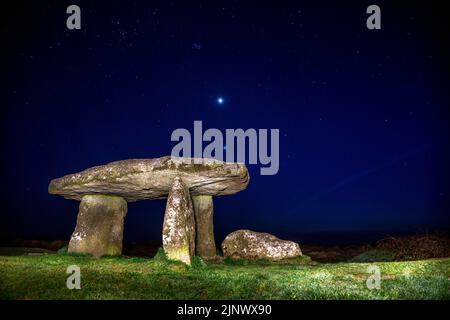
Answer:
192 195 216 259
162 177 196 265
68 195 127 257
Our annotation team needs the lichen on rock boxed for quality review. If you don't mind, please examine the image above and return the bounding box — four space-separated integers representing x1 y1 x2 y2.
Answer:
162 177 196 265
221 229 302 260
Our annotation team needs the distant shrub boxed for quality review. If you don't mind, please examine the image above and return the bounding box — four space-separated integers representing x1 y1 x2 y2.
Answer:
376 233 450 261
349 250 395 263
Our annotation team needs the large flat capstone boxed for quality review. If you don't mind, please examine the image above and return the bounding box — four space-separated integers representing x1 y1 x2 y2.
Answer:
48 156 249 202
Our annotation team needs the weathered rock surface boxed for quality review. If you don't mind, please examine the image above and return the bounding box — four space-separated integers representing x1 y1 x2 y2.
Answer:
68 195 127 257
48 156 249 202
162 177 196 265
221 230 302 260
192 195 216 259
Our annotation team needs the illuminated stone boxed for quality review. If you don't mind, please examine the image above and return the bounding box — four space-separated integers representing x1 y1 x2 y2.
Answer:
162 177 195 265
48 156 249 202
68 195 127 257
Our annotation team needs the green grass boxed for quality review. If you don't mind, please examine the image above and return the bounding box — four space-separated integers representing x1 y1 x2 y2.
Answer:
0 249 449 299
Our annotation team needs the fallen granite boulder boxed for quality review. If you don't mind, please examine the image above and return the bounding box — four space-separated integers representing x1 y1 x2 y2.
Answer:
221 230 302 260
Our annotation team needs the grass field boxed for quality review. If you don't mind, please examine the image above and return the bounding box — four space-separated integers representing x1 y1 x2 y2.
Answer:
1 248 449 300
0 251 450 299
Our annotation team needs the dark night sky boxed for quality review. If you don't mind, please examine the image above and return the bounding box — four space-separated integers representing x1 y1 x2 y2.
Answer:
1 1 449 244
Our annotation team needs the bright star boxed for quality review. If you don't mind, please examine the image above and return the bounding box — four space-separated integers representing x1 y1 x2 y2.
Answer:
217 97 224 104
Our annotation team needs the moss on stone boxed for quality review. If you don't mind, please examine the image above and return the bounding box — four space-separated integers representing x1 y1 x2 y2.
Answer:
165 244 192 265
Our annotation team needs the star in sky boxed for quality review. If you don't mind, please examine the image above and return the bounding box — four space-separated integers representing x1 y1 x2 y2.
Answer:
217 97 224 104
